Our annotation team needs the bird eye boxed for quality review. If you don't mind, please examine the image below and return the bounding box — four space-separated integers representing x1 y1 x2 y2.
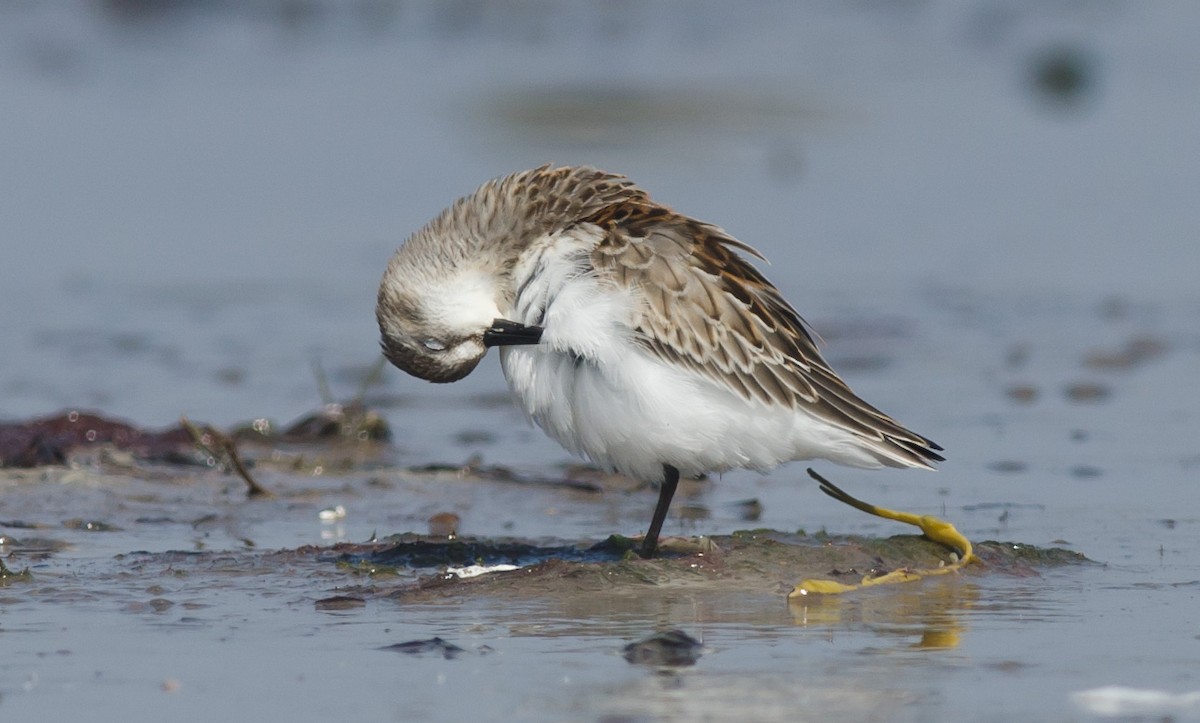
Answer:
421 338 447 352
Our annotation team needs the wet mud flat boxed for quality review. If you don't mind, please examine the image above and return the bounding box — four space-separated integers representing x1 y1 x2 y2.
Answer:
1 300 1195 721
0 297 1190 721
0 414 1086 631
2 294 1195 721
0 408 1082 596
0 431 1091 723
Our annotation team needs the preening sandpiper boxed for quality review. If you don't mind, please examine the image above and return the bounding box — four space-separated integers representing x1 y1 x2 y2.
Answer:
377 165 942 558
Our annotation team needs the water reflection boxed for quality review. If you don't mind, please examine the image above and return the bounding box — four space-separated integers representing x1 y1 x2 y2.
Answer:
789 578 978 651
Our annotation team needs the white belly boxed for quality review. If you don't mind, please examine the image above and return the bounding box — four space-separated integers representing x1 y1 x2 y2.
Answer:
499 342 885 482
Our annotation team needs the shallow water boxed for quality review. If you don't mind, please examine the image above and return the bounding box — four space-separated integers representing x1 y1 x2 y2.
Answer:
3 1 1200 721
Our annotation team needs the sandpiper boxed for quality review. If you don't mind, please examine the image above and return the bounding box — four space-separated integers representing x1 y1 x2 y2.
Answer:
377 165 942 557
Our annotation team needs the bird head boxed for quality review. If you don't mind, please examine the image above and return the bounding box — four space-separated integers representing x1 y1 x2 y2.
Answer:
376 257 505 383
376 165 633 383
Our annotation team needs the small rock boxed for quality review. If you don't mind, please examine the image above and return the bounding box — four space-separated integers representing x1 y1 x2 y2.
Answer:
622 629 703 667
427 512 460 538
381 637 466 659
315 595 366 611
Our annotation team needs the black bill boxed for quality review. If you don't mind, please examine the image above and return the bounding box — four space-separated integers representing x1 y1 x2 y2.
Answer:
483 319 544 347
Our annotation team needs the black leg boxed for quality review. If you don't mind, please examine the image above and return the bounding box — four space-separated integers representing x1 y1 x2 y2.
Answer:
641 464 680 559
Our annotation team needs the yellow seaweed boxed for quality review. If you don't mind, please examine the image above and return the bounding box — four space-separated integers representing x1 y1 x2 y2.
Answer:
789 469 978 598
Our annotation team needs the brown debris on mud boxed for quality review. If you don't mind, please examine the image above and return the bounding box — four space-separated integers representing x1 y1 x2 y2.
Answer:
0 411 196 468
0 404 390 471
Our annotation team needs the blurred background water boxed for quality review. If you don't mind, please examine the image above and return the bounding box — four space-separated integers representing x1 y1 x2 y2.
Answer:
4 0 1196 428
2 2 1199 721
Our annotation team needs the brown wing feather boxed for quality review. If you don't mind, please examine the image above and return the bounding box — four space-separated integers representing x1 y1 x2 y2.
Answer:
583 199 943 468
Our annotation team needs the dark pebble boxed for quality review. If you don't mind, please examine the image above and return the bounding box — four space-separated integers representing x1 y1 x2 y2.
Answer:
315 595 367 611
381 637 466 659
622 629 703 667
